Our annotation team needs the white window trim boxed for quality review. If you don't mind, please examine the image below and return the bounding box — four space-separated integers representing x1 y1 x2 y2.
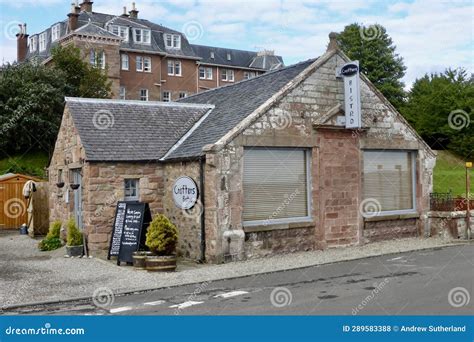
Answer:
164 33 181 49
199 66 213 80
362 150 417 217
162 91 170 102
221 69 234 82
29 36 37 52
109 25 129 42
39 32 46 52
143 56 152 72
119 86 126 100
136 56 143 72
133 28 151 45
167 60 181 76
51 24 60 42
124 179 139 201
139 89 149 101
121 54 129 70
242 148 313 227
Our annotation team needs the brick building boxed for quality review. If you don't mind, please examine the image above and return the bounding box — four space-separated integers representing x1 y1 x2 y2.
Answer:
49 34 436 262
16 0 284 101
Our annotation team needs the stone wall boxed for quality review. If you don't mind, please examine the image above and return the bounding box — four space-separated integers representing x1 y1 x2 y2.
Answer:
364 218 418 243
162 161 203 260
427 210 474 240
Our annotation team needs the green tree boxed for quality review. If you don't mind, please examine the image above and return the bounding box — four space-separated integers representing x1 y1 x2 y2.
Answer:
402 68 473 158
0 44 111 157
337 23 407 109
51 45 111 98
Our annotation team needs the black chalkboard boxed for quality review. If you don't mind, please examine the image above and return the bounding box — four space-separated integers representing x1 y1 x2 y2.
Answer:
117 202 151 265
107 202 127 259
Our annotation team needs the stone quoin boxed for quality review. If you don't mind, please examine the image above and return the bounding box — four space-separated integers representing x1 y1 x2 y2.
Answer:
49 33 436 263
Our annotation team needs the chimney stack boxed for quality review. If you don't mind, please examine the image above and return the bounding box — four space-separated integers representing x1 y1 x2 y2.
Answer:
129 2 139 19
327 32 338 51
79 0 93 13
68 3 81 32
16 23 28 63
121 6 129 17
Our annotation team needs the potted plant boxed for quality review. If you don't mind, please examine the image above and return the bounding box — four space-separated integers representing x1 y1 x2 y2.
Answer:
38 220 63 251
56 182 65 188
66 218 84 257
145 214 178 272
132 250 153 269
70 183 80 190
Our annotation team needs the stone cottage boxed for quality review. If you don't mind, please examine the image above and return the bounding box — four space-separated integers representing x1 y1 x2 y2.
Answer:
49 33 436 262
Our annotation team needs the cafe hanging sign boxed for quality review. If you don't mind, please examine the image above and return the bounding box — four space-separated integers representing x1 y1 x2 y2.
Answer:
338 61 361 129
173 176 198 209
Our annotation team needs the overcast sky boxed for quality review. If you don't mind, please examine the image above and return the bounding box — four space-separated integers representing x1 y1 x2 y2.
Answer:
1 0 472 89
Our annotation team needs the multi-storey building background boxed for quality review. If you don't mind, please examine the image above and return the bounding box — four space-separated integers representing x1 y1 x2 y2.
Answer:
16 0 284 101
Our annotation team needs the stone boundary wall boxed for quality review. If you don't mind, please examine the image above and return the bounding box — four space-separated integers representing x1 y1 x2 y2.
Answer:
427 210 474 240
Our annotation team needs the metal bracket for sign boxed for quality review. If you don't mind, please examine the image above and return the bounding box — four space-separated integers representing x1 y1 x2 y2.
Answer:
335 66 343 78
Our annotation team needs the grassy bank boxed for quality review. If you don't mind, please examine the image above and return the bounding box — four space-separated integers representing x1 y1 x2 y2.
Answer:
433 150 473 196
0 152 49 179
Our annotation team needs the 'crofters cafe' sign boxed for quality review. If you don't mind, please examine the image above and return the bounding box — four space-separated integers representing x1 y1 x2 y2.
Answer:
172 176 198 210
338 61 361 129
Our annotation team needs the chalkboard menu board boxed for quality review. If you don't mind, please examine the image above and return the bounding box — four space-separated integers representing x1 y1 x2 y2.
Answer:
107 201 151 265
108 202 127 259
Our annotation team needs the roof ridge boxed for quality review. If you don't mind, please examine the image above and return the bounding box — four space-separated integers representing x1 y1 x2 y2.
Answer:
191 44 259 54
65 97 214 109
181 58 317 101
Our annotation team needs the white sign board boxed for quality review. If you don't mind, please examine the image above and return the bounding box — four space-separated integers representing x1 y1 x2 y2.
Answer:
340 61 361 129
172 176 198 210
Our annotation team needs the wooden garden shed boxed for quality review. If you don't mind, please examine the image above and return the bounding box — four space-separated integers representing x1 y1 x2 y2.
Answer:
0 173 42 230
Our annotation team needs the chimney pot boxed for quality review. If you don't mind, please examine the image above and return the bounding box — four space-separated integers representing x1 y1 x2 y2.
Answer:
121 6 129 17
79 0 93 13
129 2 139 19
327 32 338 51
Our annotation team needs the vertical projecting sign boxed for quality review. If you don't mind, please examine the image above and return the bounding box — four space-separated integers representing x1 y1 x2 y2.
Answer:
340 61 361 129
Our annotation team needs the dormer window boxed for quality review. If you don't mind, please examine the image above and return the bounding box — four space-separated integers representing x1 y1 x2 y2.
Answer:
164 33 181 49
226 53 231 61
133 28 151 44
51 24 60 42
39 32 47 52
109 25 128 42
210 51 215 59
29 36 37 52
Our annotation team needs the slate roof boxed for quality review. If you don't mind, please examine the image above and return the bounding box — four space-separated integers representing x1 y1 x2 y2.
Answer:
65 98 213 162
191 44 283 70
74 22 122 39
25 10 283 68
165 58 316 160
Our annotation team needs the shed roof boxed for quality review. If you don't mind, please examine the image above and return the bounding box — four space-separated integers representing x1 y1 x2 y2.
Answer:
65 98 213 162
0 173 42 182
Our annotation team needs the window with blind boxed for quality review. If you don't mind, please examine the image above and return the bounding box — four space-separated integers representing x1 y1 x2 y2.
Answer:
243 148 310 225
363 151 416 213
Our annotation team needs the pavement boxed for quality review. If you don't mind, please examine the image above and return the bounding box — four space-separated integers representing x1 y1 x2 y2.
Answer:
4 244 473 315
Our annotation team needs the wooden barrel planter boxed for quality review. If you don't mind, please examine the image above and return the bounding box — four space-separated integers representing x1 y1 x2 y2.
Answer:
132 251 153 269
145 255 177 272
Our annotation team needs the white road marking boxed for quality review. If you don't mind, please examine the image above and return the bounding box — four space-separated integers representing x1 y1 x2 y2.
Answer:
144 300 165 306
109 306 133 313
389 264 417 267
214 290 249 298
387 256 404 261
169 301 204 309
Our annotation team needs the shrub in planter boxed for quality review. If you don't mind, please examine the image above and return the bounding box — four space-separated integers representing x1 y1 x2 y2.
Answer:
66 218 83 257
145 214 178 272
38 221 63 251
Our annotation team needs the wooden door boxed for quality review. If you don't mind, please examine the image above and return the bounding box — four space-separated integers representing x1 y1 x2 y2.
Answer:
0 180 27 229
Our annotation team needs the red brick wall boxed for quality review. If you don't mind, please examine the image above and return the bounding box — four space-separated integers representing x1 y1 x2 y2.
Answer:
317 129 361 247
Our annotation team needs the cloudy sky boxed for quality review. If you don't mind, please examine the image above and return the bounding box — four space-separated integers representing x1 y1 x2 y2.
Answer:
0 0 472 89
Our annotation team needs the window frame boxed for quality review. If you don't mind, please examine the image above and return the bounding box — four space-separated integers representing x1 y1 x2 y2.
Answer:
133 28 151 44
167 60 181 76
51 24 60 42
39 32 47 52
124 179 139 201
164 33 181 48
109 25 129 42
119 86 126 100
162 91 170 102
179 92 187 99
242 147 312 227
199 66 212 80
362 150 417 216
29 35 37 52
143 56 152 72
136 56 143 72
139 88 149 101
221 69 234 82
121 53 129 70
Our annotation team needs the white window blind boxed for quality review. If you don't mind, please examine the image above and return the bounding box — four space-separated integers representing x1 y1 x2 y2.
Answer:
243 149 309 223
363 151 415 212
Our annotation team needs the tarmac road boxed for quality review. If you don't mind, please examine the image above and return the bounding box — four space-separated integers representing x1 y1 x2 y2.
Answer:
4 244 473 316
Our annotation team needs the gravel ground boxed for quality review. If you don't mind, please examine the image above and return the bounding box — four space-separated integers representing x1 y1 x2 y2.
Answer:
0 232 464 308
